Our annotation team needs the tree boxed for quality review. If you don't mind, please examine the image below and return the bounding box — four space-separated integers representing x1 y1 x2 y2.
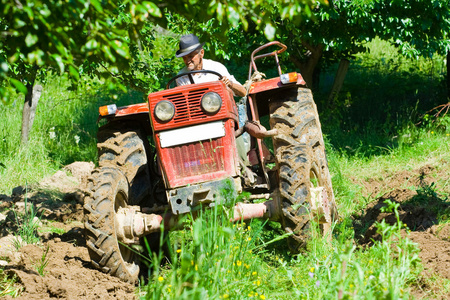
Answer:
1 0 324 143
371 0 450 102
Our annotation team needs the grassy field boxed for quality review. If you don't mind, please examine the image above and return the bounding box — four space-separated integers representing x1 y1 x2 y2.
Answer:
1 39 450 299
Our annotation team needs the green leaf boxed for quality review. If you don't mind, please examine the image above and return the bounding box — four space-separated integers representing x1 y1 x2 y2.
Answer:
90 0 103 12
142 1 162 18
25 33 38 47
85 40 98 50
264 23 276 40
110 40 129 58
227 7 240 27
10 79 27 94
52 54 65 73
69 65 80 80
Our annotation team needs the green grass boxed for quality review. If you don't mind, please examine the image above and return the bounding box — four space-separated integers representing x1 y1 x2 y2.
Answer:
0 74 146 194
139 198 421 299
12 195 42 250
34 245 50 276
0 269 22 297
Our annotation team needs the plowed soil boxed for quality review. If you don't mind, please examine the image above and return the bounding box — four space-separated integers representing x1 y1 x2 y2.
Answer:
1 159 450 299
0 162 137 299
351 161 450 298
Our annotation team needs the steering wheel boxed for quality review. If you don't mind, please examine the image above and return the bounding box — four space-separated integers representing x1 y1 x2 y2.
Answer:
166 70 223 89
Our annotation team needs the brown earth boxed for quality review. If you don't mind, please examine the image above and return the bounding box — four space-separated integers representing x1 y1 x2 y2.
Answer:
351 161 450 299
1 160 450 299
0 162 138 299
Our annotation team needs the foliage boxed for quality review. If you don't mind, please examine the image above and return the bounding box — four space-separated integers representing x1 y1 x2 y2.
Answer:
0 0 325 104
370 0 450 58
190 0 450 90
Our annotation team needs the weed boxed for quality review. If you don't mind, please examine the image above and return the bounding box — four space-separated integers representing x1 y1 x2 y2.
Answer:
39 226 66 236
0 269 23 297
34 245 50 276
11 189 42 250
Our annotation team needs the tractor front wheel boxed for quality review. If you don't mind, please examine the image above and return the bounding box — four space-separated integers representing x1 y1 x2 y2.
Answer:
84 167 140 283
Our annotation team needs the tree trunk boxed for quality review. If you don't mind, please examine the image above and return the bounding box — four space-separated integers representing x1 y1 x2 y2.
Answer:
289 43 324 90
447 51 450 100
21 84 43 144
328 59 350 107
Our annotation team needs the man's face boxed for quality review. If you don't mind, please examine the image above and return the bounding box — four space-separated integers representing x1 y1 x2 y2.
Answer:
183 49 204 71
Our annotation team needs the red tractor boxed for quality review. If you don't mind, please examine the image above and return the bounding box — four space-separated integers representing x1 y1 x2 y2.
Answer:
84 41 338 282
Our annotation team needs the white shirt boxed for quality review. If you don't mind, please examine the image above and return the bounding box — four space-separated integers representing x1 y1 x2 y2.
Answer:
176 59 240 89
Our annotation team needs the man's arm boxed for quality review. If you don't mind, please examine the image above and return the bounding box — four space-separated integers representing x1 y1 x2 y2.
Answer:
221 77 247 97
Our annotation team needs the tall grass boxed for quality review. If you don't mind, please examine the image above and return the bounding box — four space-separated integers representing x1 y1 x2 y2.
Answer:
140 196 421 299
0 74 146 194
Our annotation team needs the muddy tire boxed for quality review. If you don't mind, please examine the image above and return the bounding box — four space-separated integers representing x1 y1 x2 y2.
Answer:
84 167 140 283
269 88 338 253
97 127 151 206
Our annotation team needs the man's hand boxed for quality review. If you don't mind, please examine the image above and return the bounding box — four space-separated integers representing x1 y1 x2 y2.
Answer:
221 76 233 88
221 76 247 97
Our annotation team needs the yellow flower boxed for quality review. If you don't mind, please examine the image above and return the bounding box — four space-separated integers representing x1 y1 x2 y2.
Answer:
260 295 266 300
247 237 252 241
223 294 229 299
176 249 181 253
248 226 251 231
257 280 261 286
252 271 257 276
195 264 198 271
237 260 242 267
310 267 315 273
158 276 164 282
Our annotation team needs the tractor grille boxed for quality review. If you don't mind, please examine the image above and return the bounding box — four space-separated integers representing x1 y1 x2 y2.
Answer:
166 137 225 179
162 88 208 123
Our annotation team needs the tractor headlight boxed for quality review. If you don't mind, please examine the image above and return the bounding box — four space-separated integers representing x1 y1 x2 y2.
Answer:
154 100 175 122
201 92 222 114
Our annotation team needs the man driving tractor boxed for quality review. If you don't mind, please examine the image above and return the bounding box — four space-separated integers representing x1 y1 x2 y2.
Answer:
175 34 247 98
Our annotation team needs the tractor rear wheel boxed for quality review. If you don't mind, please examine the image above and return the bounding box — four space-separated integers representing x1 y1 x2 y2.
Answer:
84 167 140 283
269 88 338 253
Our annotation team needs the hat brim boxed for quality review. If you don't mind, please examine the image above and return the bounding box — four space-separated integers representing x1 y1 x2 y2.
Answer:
176 42 205 58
